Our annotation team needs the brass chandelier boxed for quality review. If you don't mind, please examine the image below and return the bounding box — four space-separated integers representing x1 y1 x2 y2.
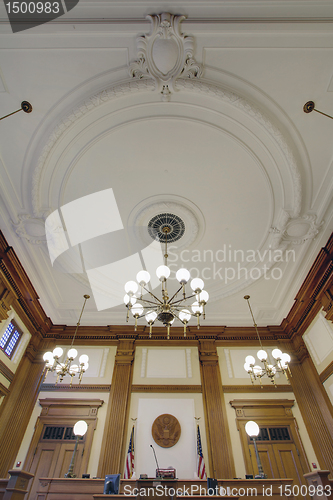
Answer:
43 295 90 385
124 226 209 338
243 295 290 385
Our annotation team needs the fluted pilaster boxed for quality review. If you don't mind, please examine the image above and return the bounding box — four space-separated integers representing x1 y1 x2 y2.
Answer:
97 340 135 477
199 340 235 478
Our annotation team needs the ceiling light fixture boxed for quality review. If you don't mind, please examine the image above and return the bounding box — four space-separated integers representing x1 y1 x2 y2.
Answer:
303 101 333 120
0 101 32 121
43 295 90 385
124 223 209 339
243 295 290 386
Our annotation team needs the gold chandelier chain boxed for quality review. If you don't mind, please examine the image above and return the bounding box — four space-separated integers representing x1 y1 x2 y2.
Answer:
70 294 90 349
244 295 264 350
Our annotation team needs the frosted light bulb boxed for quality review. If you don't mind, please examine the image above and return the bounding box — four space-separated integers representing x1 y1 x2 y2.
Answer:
179 309 191 323
125 281 138 295
253 365 262 375
79 354 89 364
272 349 283 360
245 355 255 366
136 270 151 286
156 265 170 280
191 302 203 314
244 362 252 372
145 311 157 324
176 268 191 284
198 290 209 304
43 351 53 362
67 348 78 359
131 303 144 317
69 364 79 374
53 347 63 358
190 278 204 293
124 294 137 306
245 421 260 437
281 353 291 364
73 420 88 437
257 349 267 361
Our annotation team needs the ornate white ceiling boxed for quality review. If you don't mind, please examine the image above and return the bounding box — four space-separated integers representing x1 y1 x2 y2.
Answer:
0 1 332 327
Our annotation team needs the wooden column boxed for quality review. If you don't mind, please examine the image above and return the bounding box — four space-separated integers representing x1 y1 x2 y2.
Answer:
0 343 45 478
199 340 236 479
97 340 135 477
288 341 333 476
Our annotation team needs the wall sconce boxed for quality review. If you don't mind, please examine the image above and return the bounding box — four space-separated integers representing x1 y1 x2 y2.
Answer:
245 420 267 479
65 420 88 478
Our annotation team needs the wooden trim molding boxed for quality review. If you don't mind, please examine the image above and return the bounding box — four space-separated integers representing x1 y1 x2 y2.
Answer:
0 381 10 397
282 233 333 345
132 384 202 393
40 383 111 392
223 384 293 393
320 360 333 383
0 358 14 383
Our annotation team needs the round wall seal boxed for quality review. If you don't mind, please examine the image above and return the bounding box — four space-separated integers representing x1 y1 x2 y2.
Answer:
152 414 181 448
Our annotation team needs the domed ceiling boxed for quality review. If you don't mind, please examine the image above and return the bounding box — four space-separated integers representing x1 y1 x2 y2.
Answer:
0 2 332 328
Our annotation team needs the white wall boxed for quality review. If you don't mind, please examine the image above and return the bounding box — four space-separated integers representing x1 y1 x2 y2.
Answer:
128 392 208 479
303 310 333 374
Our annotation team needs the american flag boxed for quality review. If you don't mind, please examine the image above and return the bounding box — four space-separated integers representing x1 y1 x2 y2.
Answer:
124 426 135 479
196 424 206 479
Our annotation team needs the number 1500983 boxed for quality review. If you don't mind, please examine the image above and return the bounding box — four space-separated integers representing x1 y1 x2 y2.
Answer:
278 484 331 497
5 2 60 14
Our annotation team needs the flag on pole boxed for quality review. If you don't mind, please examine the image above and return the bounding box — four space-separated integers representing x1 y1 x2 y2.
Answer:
196 424 206 479
124 426 135 479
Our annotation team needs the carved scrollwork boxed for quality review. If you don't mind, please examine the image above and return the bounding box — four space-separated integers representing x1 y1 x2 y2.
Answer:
129 13 203 100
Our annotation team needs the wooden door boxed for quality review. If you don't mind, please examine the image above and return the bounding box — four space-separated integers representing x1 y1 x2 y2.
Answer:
230 399 311 496
24 398 103 500
248 442 280 478
27 442 61 500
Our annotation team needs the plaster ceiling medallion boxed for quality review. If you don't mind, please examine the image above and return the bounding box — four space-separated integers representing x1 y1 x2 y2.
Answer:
128 195 205 251
129 13 203 101
152 414 181 448
270 212 323 246
11 214 46 245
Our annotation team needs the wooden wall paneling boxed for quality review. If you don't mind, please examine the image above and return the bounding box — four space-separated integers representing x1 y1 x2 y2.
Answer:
0 360 14 384
97 340 135 477
0 353 45 478
288 355 333 475
199 340 236 479
0 382 9 398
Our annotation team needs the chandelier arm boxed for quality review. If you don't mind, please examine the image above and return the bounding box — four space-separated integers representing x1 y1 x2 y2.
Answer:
136 298 162 306
140 305 160 310
141 285 163 304
167 285 184 304
171 293 197 306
